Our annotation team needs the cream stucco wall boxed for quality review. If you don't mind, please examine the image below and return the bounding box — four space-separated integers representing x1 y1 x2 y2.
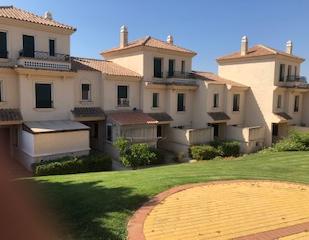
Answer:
0 21 71 63
0 68 19 108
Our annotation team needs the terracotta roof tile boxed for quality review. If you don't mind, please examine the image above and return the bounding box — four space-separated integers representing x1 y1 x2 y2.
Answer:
217 45 304 61
108 111 158 126
102 36 196 55
147 112 173 122
0 6 75 31
71 107 105 119
0 108 23 122
208 112 230 121
71 57 141 77
193 71 248 88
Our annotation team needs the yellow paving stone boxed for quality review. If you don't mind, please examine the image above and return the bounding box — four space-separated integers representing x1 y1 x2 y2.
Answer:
143 181 309 240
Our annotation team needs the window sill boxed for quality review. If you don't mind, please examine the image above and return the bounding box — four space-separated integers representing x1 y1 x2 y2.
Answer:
33 108 55 112
151 106 160 109
80 100 93 104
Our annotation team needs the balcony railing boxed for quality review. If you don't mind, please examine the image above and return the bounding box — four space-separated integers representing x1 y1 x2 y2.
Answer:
0 51 8 59
117 98 130 107
286 75 307 82
166 71 195 79
19 50 70 62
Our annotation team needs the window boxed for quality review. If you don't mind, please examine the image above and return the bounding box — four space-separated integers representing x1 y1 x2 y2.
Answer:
294 66 298 76
277 95 282 109
154 58 162 78
0 32 7 58
117 85 129 106
106 124 113 142
49 39 55 56
168 59 175 77
35 83 52 108
279 64 285 82
272 123 278 137
177 93 185 111
232 94 240 112
22 35 35 58
213 93 219 108
181 60 185 74
0 81 3 102
152 92 159 108
157 125 162 138
287 65 292 79
294 95 300 112
81 83 91 101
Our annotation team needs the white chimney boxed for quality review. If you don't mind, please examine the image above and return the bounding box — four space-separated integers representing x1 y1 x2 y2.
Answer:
120 25 128 48
167 35 174 44
240 36 248 56
44 11 53 20
286 40 293 54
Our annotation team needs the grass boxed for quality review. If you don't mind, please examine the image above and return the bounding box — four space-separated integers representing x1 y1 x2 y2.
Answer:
29 151 309 240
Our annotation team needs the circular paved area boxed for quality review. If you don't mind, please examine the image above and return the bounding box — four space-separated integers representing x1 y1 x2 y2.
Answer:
128 181 309 240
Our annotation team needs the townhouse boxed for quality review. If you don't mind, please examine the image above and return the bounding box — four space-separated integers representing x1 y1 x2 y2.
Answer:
0 6 308 169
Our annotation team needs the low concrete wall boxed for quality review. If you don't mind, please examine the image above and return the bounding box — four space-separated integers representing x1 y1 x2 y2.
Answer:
288 125 309 133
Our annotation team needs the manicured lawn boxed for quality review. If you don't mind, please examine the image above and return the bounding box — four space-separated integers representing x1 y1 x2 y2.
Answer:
31 151 309 240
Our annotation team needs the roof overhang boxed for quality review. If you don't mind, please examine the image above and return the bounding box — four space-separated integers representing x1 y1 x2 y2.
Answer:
208 112 231 123
71 107 106 121
14 67 77 78
273 112 292 123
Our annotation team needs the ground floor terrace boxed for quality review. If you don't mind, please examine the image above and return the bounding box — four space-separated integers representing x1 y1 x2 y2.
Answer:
29 151 309 240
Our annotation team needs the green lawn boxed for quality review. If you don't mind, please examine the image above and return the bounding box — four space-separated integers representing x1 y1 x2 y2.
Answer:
31 151 309 240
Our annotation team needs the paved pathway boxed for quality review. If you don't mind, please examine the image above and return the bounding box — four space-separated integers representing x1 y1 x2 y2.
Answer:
128 181 309 240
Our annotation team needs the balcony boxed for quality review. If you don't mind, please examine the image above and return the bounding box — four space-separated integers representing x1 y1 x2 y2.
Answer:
117 98 130 107
277 75 309 88
166 71 195 79
17 50 71 71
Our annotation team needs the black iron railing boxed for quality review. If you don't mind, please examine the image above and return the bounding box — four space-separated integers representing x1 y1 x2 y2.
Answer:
166 71 195 79
286 75 307 82
19 50 70 62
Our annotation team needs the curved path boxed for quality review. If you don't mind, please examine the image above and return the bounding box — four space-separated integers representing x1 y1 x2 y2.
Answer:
128 180 309 240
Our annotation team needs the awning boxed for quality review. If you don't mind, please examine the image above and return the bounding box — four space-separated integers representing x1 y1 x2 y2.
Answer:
208 112 231 122
274 112 292 121
147 112 173 123
71 107 105 120
0 108 23 125
23 120 90 134
107 111 158 126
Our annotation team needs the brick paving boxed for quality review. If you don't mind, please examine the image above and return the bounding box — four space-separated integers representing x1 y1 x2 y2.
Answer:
128 181 309 240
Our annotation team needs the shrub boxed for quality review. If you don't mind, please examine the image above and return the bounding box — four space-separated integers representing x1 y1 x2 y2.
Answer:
33 153 112 176
218 141 240 157
114 138 162 169
273 131 309 152
190 145 220 160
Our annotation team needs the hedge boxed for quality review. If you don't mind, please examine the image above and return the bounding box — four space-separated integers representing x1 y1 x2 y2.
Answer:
190 145 220 160
273 131 309 151
33 153 112 176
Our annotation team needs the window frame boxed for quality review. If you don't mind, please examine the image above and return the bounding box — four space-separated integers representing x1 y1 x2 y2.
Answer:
294 95 300 112
22 34 35 58
181 60 185 74
277 94 282 109
153 57 163 78
168 59 175 77
152 92 159 108
232 94 240 112
279 63 285 82
35 83 53 109
49 38 56 57
213 93 219 108
117 85 129 107
287 65 292 78
0 31 8 59
81 83 91 101
106 123 113 143
177 93 185 112
0 80 3 102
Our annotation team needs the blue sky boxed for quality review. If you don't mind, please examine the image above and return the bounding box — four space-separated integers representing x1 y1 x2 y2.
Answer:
3 0 309 76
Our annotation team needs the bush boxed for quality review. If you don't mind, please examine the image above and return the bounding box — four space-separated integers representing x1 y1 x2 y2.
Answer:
33 153 112 176
273 131 309 152
218 141 240 157
114 138 162 169
190 145 220 160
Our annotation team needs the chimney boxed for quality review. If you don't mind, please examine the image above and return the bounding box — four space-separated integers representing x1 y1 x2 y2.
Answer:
120 25 128 48
44 11 53 20
240 36 248 56
286 40 293 54
167 35 174 44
